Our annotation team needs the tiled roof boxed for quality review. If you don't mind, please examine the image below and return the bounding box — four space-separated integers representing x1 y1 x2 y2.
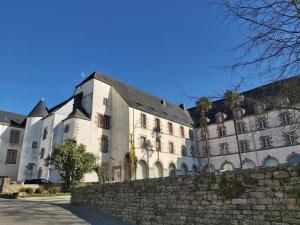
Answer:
0 110 26 127
77 72 194 127
188 75 300 126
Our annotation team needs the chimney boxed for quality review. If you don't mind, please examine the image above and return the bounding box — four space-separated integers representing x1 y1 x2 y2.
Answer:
160 100 166 106
179 103 185 110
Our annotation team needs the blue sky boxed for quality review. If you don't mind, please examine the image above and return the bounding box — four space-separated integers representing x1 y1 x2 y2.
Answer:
0 0 268 115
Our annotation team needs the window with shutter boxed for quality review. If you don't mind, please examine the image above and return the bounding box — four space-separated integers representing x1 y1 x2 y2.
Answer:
101 135 109 153
6 149 17 164
141 114 147 128
97 114 111 129
168 122 173 135
9 129 20 144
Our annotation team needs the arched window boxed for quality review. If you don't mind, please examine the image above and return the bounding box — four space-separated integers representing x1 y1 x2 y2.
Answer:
192 164 198 173
263 157 279 167
154 162 163 178
168 163 176 176
136 160 147 179
243 159 255 169
180 163 188 175
222 162 234 171
287 154 300 164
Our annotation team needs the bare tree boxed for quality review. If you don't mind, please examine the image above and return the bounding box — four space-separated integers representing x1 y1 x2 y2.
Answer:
215 0 300 79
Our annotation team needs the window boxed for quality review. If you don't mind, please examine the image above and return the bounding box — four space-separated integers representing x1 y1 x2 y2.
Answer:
260 136 272 149
141 114 147 128
285 133 296 145
215 113 224 123
169 142 174 153
155 118 161 132
180 126 185 138
27 163 35 171
32 141 38 149
239 140 249 152
280 112 291 125
168 122 173 135
103 98 108 106
181 145 187 156
254 103 265 114
97 114 111 129
220 143 229 155
217 126 226 137
42 127 48 140
258 118 267 130
140 136 147 149
6 150 17 164
235 108 244 119
237 122 246 134
189 129 194 140
9 129 20 144
100 135 109 153
64 124 69 133
40 148 45 159
279 98 289 107
156 138 161 151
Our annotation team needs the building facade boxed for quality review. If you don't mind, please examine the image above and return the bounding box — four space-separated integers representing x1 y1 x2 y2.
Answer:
0 72 299 182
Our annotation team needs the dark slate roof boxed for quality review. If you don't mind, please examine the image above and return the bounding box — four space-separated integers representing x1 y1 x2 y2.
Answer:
0 110 26 127
188 75 300 127
64 92 90 121
28 100 48 117
77 72 194 127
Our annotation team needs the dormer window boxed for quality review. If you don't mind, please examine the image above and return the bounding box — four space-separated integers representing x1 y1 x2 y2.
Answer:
279 98 289 107
215 112 224 123
234 108 244 119
254 103 266 114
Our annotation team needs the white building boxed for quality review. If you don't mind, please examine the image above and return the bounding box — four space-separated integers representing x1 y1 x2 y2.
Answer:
0 72 299 182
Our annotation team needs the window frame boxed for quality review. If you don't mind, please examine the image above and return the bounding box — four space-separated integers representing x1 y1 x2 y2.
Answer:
101 135 109 153
141 113 147 129
168 122 173 135
9 129 20 144
168 142 174 153
6 149 17 164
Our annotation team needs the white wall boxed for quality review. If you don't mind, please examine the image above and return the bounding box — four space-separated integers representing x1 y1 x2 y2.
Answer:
0 124 24 181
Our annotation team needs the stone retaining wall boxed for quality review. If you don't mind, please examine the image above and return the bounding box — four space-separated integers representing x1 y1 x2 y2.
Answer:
71 165 300 225
0 178 39 194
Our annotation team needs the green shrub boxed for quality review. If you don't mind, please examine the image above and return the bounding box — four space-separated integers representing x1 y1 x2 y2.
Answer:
47 186 60 194
35 187 44 194
19 187 34 194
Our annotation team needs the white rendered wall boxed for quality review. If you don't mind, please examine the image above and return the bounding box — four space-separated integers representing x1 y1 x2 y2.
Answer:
17 117 43 181
130 108 199 179
0 124 24 181
197 108 300 170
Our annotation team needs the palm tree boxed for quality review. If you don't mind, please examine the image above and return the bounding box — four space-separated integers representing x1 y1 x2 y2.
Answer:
196 97 212 172
224 90 244 169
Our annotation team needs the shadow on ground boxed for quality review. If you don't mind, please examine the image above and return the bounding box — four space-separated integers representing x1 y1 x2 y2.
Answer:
0 198 130 225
